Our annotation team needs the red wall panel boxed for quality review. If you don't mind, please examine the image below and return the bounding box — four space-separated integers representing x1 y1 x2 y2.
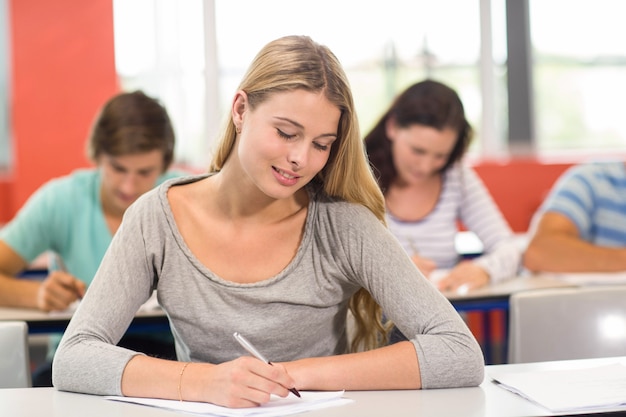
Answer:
1 0 118 223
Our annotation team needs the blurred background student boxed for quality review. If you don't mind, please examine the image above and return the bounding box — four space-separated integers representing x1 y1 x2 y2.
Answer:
0 90 182 385
364 80 521 294
524 160 626 273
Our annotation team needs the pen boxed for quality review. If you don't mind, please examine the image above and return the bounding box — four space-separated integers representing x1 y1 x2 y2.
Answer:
233 332 301 398
49 253 83 300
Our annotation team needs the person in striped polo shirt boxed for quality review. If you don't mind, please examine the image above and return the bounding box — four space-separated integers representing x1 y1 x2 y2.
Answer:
524 161 626 272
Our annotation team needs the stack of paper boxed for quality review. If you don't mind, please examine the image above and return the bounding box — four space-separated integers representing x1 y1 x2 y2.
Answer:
106 390 352 417
490 363 626 413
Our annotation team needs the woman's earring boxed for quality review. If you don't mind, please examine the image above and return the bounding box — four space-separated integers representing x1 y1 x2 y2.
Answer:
236 126 242 134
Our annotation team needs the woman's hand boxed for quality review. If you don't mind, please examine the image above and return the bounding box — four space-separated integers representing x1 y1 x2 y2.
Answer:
185 357 296 408
122 356 297 408
409 254 437 277
435 261 489 293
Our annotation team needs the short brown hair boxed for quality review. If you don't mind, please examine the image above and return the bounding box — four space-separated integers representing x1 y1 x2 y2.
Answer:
87 91 175 172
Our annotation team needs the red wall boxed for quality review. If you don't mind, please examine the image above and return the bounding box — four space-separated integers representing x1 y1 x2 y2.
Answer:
0 0 118 223
0 180 10 222
473 159 572 233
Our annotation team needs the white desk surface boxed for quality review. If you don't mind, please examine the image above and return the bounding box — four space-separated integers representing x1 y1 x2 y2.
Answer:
3 357 626 417
0 305 168 336
0 275 574 342
445 273 575 301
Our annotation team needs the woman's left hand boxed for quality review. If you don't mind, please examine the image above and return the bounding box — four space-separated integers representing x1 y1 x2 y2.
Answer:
435 261 489 294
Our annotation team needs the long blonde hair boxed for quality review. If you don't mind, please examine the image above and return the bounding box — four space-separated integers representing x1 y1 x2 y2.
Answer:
209 35 390 351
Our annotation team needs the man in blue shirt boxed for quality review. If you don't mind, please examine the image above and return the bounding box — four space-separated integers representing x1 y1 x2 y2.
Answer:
524 161 626 272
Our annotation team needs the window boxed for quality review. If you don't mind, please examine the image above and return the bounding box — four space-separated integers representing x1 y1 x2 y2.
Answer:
530 0 626 156
113 0 208 168
214 0 503 157
114 0 504 168
113 0 626 167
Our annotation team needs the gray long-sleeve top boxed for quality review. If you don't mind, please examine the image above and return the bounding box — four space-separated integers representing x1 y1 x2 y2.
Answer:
53 175 484 395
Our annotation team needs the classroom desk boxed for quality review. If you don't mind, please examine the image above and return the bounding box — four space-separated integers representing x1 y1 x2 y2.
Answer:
0 275 569 336
3 357 626 417
445 273 575 309
445 274 577 365
0 307 170 335
10 265 171 334
0 274 574 367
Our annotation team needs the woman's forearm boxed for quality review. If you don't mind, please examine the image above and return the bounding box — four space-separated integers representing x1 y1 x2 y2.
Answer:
285 341 421 391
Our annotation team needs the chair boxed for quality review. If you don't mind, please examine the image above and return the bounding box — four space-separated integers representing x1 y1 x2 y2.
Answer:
0 321 32 388
508 286 626 363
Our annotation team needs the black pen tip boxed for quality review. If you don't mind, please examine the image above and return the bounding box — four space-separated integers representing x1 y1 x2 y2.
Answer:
290 388 301 398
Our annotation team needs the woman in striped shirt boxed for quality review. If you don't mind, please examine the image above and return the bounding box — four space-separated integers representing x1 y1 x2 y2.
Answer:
365 80 521 294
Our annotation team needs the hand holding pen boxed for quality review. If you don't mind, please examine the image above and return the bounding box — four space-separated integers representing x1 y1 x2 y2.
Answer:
407 238 436 277
234 332 301 398
37 253 86 312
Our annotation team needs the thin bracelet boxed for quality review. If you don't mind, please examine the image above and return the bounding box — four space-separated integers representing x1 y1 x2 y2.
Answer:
178 362 190 402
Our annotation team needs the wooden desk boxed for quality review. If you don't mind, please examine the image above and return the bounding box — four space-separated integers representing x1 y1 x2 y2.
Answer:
0 307 169 335
4 357 626 417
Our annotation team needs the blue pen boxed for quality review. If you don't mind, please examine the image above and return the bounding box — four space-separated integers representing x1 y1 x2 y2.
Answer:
233 332 301 398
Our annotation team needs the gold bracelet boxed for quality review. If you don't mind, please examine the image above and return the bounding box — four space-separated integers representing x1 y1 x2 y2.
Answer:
178 362 190 402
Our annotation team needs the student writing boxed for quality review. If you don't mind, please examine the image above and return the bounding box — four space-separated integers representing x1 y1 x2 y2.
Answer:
53 36 484 408
0 90 181 385
365 80 521 293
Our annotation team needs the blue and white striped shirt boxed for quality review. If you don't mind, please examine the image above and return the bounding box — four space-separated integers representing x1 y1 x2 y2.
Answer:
536 161 626 246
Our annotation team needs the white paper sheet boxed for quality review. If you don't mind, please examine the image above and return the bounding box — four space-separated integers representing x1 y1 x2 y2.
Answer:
490 363 626 412
106 390 352 417
546 272 626 286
